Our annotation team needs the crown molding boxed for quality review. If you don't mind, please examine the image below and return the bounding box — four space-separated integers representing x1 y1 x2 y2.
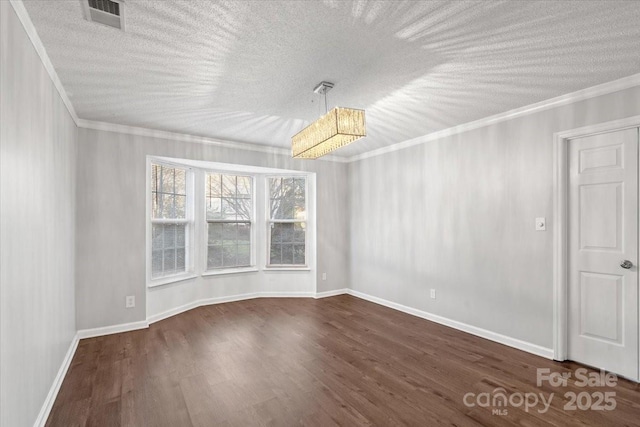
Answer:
9 0 348 164
76 119 350 163
11 0 639 165
347 72 640 163
9 0 80 125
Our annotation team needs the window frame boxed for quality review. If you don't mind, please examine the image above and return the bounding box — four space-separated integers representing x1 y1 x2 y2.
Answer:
203 171 256 273
147 161 196 287
146 157 315 287
265 175 309 269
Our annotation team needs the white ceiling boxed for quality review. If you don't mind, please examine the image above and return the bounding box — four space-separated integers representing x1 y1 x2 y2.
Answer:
23 0 640 157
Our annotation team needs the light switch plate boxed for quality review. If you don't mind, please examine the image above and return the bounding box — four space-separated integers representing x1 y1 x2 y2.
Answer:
535 217 546 231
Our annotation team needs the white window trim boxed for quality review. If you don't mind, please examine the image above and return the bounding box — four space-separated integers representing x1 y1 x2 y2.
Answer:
202 267 259 277
148 274 199 289
146 159 196 286
265 175 309 269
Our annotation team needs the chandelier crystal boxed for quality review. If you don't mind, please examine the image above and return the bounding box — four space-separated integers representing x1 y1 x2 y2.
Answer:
291 83 366 159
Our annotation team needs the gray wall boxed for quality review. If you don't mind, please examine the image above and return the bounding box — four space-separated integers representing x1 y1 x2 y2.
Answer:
349 86 640 350
75 128 349 330
0 3 77 426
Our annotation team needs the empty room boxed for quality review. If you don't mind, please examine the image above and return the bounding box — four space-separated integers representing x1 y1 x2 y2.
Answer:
2 0 640 426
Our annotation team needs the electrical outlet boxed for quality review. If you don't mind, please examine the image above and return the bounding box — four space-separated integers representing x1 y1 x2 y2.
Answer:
322 273 327 281
125 295 135 308
430 289 436 299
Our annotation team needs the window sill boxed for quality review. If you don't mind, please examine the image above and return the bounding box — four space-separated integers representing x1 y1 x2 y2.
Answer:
147 273 198 288
264 267 311 272
202 267 259 277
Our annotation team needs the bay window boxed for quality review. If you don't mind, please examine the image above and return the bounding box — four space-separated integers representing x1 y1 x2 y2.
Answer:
148 158 313 286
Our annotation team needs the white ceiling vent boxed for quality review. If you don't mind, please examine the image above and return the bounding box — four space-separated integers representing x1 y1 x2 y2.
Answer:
81 0 125 30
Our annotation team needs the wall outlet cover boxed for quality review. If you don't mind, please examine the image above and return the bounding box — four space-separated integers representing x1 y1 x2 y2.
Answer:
126 295 135 308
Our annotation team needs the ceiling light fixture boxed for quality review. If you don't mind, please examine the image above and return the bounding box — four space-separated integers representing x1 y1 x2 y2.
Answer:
291 82 366 159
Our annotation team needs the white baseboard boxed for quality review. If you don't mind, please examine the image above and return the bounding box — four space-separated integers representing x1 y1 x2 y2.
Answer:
75 290 553 366
148 291 321 324
77 320 149 340
260 291 316 298
34 333 79 427
148 293 259 324
346 289 554 360
314 288 348 299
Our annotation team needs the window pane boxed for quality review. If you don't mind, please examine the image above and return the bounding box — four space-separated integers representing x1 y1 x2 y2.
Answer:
176 224 186 247
163 248 176 272
221 198 237 220
174 195 186 218
207 245 223 269
152 192 160 218
176 248 186 270
270 197 294 220
269 177 305 220
151 222 187 277
208 223 223 245
294 178 305 197
293 244 305 265
269 222 305 266
222 223 237 242
174 169 186 195
281 244 294 264
151 250 163 277
237 244 250 266
222 175 236 197
152 224 163 251
281 223 294 243
161 167 174 193
162 224 176 248
294 199 305 220
207 173 222 197
207 222 251 270
237 176 251 195
161 194 175 218
294 223 305 243
152 164 188 220
270 244 282 265
206 197 222 220
237 224 250 245
271 223 283 243
151 164 160 191
235 198 252 221
222 245 237 268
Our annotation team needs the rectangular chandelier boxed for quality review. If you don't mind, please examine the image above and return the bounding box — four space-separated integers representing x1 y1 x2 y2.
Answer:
292 107 366 159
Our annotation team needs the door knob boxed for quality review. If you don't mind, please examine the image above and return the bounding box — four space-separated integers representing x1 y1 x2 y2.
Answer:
620 260 633 269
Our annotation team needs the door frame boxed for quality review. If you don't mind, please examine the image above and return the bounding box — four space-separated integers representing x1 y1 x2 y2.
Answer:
553 115 640 380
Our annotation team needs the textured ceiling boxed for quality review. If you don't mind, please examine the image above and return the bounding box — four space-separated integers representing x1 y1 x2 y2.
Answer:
23 0 640 157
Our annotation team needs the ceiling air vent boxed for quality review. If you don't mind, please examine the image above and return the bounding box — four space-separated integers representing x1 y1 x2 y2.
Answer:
81 0 125 30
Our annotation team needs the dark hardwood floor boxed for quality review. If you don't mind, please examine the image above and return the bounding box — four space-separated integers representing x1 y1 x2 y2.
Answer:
47 295 640 426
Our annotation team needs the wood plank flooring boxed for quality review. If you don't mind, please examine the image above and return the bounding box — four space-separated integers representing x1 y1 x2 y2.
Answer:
47 295 640 426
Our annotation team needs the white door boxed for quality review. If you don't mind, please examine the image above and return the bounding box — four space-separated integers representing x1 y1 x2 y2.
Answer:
568 127 639 381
